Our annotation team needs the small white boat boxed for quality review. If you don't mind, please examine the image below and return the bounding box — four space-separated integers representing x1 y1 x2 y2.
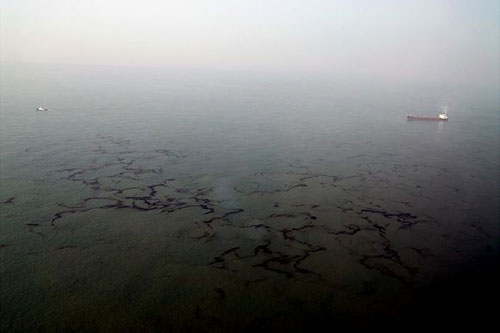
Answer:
36 107 48 111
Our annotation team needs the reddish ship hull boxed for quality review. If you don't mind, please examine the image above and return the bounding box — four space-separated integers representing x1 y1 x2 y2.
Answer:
407 115 448 121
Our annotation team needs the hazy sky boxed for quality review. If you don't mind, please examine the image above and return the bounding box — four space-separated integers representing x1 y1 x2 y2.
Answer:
1 0 498 84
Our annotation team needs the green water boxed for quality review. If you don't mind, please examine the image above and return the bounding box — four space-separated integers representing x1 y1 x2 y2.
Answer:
1 63 498 331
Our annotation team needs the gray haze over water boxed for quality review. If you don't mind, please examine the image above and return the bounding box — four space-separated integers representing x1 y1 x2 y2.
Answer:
1 0 498 85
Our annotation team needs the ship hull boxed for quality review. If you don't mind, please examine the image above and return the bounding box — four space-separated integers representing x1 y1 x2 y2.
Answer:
407 115 447 121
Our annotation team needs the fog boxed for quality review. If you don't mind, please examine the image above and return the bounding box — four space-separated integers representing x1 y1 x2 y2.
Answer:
1 0 498 85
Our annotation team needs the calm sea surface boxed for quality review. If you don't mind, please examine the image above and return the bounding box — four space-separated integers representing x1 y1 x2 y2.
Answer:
1 63 498 331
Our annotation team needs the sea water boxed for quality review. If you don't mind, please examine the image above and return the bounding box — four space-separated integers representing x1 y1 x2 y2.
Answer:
1 63 498 331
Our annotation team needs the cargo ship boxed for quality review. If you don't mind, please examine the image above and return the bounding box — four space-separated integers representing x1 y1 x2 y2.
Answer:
407 112 448 121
